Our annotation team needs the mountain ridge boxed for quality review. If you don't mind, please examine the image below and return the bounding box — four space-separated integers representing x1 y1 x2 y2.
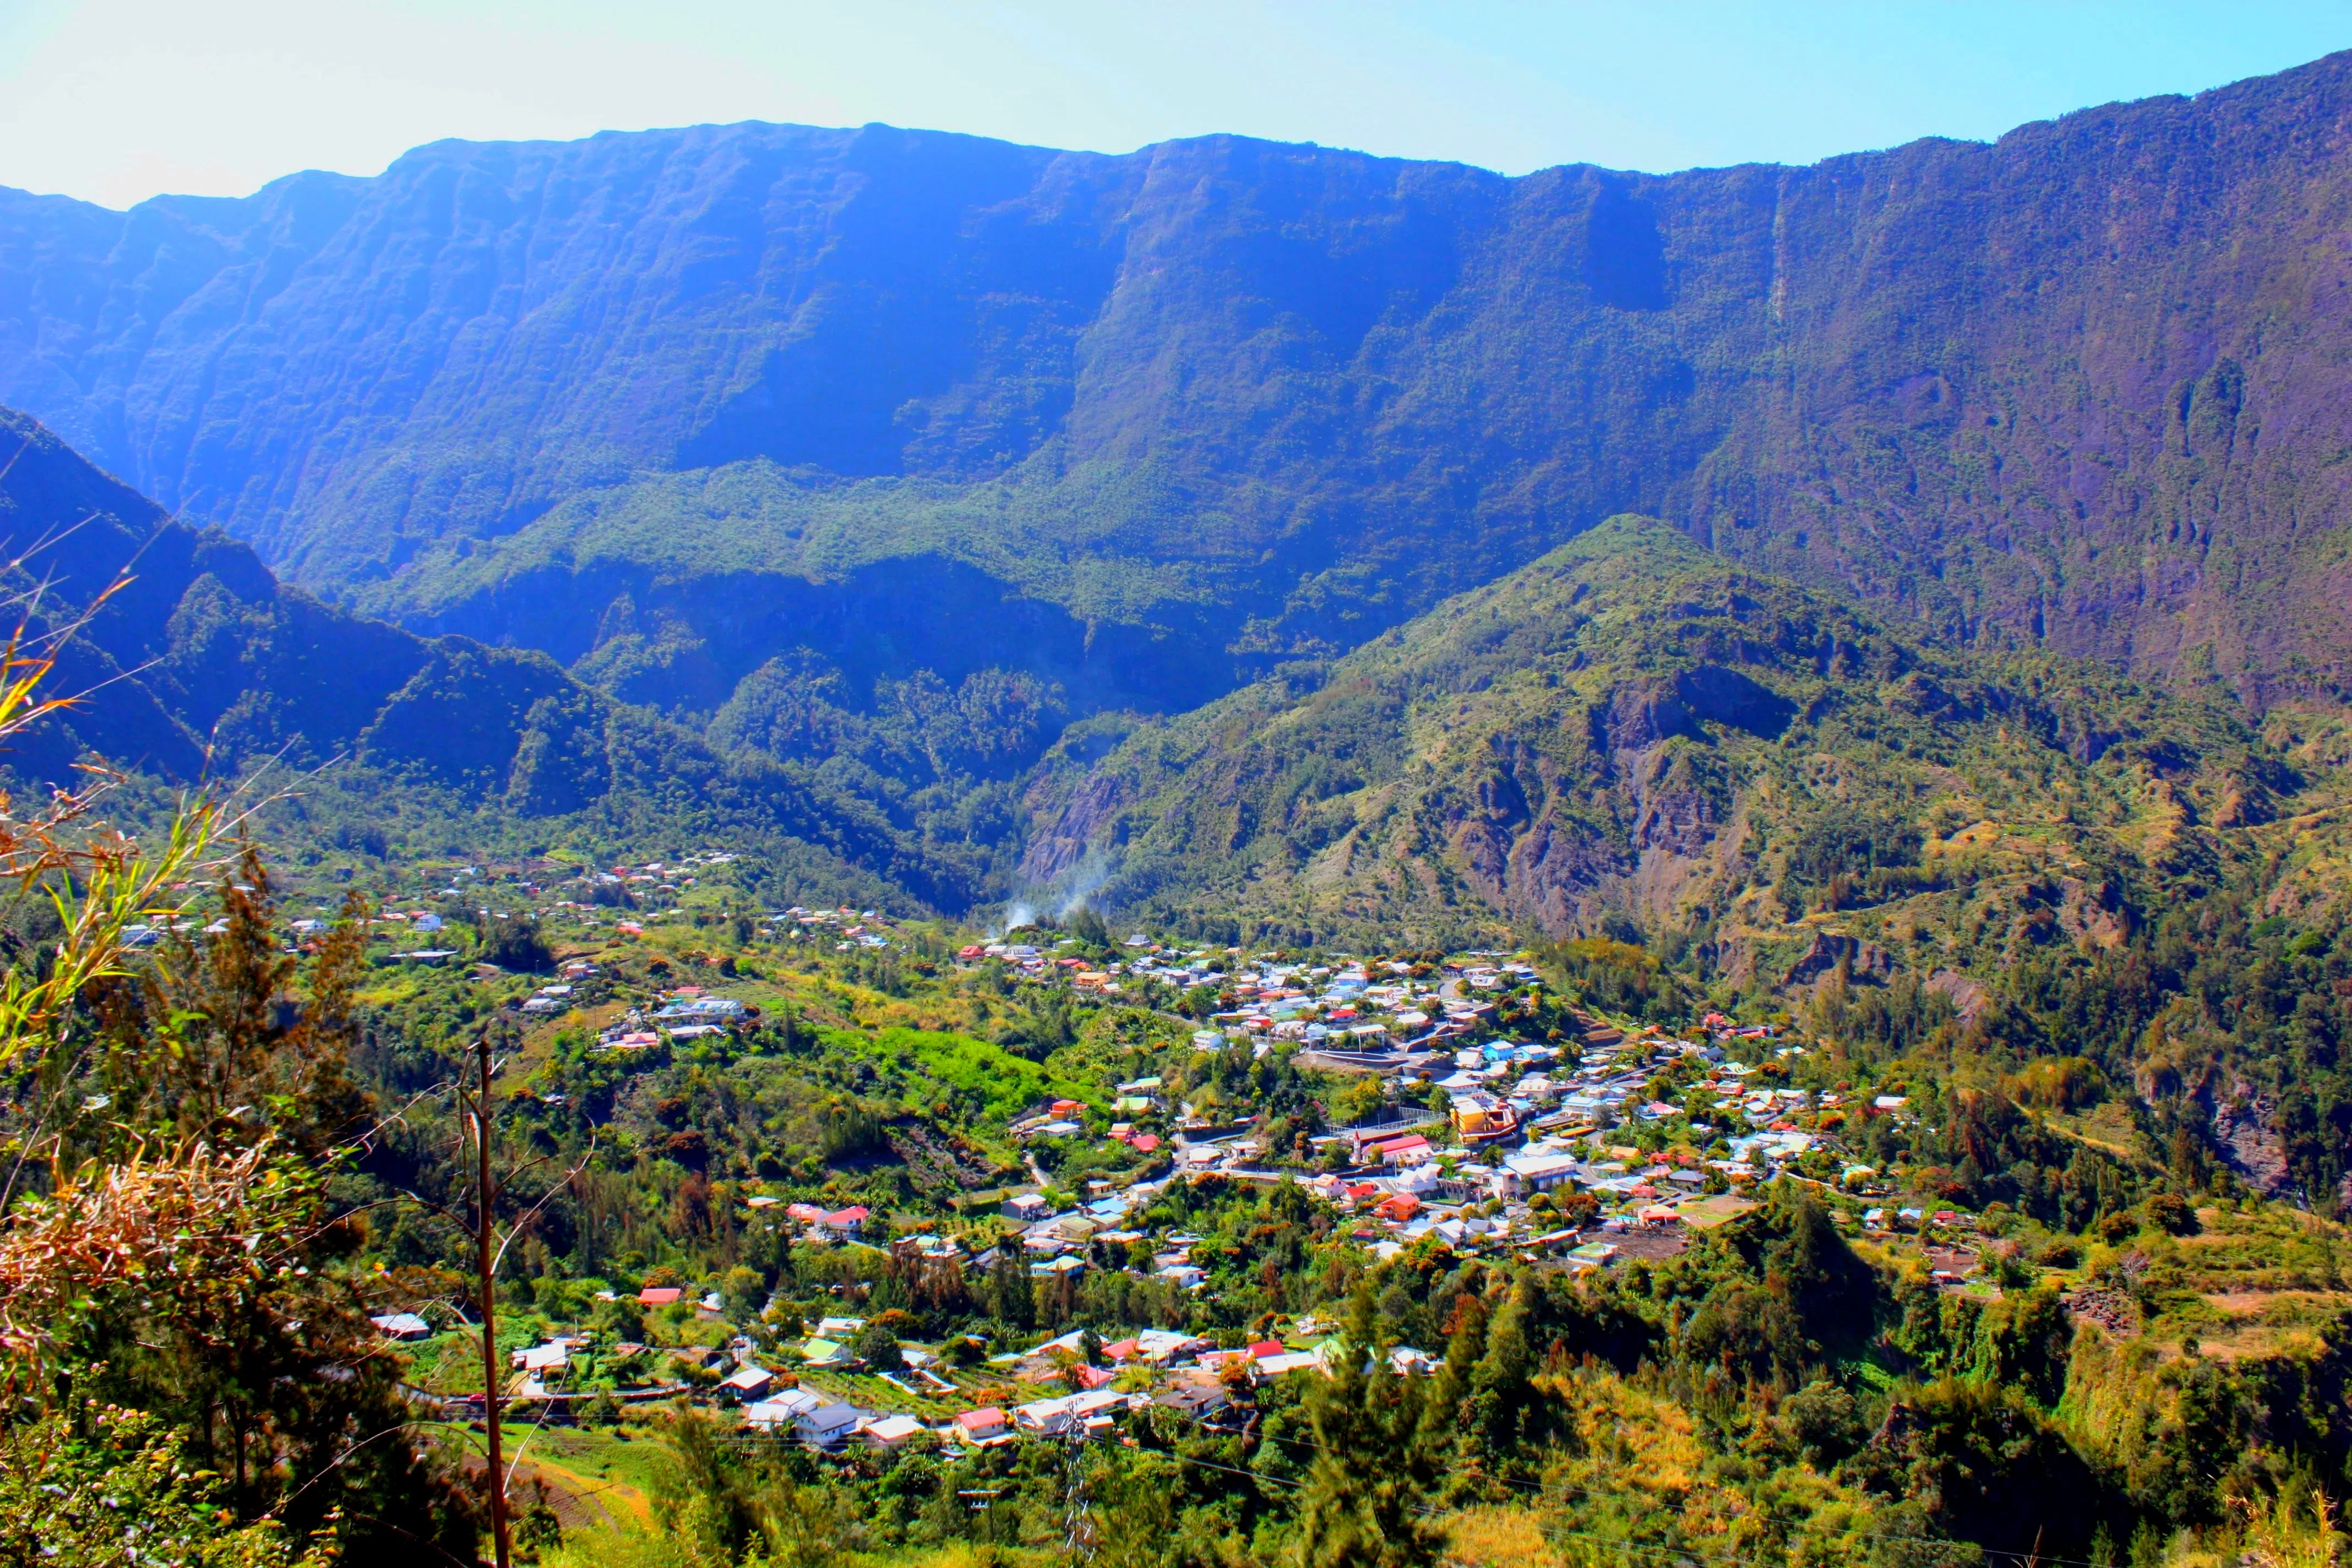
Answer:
5 51 2352 722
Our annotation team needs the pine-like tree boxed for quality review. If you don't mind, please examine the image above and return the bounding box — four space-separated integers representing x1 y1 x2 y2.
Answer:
1293 1286 1442 1568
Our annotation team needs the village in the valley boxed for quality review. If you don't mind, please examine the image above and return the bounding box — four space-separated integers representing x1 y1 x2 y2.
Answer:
320 844 1997 1490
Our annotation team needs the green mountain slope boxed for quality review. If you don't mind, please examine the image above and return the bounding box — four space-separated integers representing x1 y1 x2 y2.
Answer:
0 409 971 912
1022 516 2323 974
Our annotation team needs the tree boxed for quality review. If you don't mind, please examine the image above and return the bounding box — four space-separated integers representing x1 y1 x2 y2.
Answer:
852 1321 905 1370
655 1407 857 1568
989 1243 1036 1331
6 859 479 1564
1086 1447 1188 1568
127 844 371 1155
479 915 554 973
0 618 472 1565
721 1264 767 1322
1293 1287 1443 1568
1069 907 1112 949
0 1402 335 1568
1466 1281 1534 1451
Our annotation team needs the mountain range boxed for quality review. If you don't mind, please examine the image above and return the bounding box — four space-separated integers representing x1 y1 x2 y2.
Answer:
6 51 2352 725
4 52 2352 948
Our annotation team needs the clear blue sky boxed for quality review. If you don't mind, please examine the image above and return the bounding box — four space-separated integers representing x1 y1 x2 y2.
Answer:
3 1 2349 209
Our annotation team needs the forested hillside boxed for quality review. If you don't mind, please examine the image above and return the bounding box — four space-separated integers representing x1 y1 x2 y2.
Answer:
0 407 973 911
4 51 2352 727
1019 515 2294 949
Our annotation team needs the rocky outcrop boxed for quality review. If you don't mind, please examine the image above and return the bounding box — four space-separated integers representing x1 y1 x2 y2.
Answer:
2208 1084 2294 1198
2056 877 2133 950
1924 970 1991 1022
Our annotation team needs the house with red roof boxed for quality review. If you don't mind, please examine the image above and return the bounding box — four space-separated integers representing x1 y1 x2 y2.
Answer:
1363 1133 1433 1167
956 1407 1008 1440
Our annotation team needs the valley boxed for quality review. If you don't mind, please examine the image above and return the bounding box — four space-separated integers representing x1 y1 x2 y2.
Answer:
3 40 2352 1568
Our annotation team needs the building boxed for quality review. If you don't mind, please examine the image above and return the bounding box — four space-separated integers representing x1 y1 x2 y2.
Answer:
1501 1151 1582 1194
858 1414 929 1450
720 1364 777 1400
652 997 749 1024
370 1311 433 1341
513 1342 569 1375
744 1387 867 1447
955 1407 1008 1441
797 1400 867 1447
1154 1383 1231 1419
1360 1133 1433 1167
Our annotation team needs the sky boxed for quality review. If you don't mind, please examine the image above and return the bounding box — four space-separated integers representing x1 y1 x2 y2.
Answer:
2 1 2349 210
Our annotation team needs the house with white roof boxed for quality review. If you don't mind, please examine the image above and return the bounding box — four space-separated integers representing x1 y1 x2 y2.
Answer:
719 1364 777 1400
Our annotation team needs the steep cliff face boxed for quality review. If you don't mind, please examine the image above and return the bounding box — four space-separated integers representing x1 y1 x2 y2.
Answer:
4 55 2352 706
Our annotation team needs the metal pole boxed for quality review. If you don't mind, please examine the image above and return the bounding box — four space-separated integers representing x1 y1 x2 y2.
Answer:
475 1033 512 1568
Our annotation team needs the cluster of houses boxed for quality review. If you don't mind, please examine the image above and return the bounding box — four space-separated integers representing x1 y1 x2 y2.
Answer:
732 1323 1304 1453
950 944 1537 1047
550 853 736 923
1203 954 1525 1047
379 999 1947 1463
773 906 895 951
721 1314 1442 1454
587 987 759 1048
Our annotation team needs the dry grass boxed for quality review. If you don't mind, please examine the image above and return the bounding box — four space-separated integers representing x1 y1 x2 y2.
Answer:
1446 1506 1564 1568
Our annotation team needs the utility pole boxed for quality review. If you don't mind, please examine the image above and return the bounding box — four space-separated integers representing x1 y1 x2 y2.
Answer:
469 1032 513 1568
